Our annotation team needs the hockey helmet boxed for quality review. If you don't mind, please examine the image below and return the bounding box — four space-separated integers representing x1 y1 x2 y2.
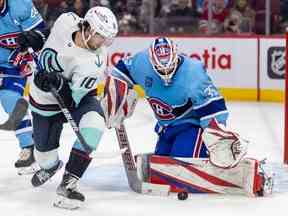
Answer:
149 37 178 85
83 6 118 46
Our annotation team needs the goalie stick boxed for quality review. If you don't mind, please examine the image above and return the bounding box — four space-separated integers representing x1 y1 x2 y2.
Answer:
28 48 92 153
115 124 170 195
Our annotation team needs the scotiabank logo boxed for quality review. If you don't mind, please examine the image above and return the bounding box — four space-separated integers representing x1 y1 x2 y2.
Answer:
189 47 231 70
109 47 231 70
267 47 285 79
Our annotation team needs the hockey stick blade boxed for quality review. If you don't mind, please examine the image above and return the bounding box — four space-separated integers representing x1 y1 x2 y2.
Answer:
115 124 170 196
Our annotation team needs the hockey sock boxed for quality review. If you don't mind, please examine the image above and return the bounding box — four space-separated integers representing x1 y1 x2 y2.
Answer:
65 148 92 178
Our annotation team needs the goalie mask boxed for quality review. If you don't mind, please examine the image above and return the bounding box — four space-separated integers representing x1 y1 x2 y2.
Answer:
82 6 118 49
149 37 178 86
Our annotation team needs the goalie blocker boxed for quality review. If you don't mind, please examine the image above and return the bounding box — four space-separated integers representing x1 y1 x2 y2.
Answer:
136 154 273 197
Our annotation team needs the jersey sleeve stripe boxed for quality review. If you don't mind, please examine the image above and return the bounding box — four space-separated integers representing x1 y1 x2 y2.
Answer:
200 110 229 122
193 96 224 110
193 98 227 118
24 19 44 31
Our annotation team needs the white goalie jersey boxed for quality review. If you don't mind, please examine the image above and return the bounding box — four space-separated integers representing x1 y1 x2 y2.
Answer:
29 12 107 116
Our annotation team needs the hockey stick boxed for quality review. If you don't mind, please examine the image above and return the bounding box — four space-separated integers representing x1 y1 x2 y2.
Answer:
115 124 170 195
27 48 92 153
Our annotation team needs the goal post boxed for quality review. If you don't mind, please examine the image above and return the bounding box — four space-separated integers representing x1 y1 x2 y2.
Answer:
285 31 288 164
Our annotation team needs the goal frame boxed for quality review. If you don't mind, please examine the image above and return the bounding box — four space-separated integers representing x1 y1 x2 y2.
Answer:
285 32 288 164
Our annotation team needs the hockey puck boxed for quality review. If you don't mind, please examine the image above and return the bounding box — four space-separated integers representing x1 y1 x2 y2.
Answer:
177 191 188 200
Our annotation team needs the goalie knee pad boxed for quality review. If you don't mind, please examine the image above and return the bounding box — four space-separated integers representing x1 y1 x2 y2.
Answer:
34 148 59 170
73 111 105 152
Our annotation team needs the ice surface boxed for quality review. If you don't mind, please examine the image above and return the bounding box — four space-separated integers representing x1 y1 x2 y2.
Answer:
0 100 287 216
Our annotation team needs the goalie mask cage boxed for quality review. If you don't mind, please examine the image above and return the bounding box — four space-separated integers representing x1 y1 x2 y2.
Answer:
285 32 288 164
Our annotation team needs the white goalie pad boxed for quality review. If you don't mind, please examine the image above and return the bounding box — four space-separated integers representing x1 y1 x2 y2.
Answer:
137 154 273 196
101 75 138 128
202 118 248 169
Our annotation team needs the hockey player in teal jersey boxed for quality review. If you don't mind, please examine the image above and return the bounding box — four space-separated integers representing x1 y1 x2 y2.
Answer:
18 6 118 209
0 0 46 174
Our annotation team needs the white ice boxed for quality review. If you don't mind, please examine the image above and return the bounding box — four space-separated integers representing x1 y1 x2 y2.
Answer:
0 100 287 216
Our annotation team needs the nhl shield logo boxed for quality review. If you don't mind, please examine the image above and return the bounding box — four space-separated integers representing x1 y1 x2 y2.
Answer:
267 47 285 79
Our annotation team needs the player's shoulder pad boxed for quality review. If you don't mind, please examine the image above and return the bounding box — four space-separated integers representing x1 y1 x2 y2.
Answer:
127 49 150 70
53 12 81 30
181 54 203 67
183 56 207 74
119 49 146 66
8 0 35 20
179 55 210 85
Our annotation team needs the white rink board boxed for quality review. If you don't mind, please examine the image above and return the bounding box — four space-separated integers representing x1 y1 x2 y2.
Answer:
109 37 258 89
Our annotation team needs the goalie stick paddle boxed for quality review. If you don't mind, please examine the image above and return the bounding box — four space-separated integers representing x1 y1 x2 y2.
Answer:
115 124 170 195
27 48 92 153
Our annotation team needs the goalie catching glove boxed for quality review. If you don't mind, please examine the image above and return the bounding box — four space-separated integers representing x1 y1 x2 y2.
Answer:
202 118 248 169
101 75 142 128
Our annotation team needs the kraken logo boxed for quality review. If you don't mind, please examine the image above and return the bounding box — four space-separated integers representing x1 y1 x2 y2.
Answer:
40 48 63 73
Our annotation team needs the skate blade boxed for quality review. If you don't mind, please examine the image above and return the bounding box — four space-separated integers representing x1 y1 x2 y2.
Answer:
17 163 39 175
53 195 83 210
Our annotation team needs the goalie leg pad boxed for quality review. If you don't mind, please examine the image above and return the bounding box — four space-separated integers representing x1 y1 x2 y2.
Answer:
147 155 273 196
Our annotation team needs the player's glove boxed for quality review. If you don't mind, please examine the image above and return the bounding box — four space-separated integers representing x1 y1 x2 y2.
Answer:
10 49 36 77
17 30 46 52
34 71 63 92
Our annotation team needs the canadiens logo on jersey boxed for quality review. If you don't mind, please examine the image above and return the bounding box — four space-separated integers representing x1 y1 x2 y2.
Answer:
40 48 63 73
148 97 193 121
148 98 175 120
0 32 19 49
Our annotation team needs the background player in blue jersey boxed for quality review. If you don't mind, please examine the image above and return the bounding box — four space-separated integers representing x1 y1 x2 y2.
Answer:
0 0 47 174
103 37 248 169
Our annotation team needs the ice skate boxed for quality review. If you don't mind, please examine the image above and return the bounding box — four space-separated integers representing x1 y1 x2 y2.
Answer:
31 160 63 187
53 172 84 210
15 146 38 175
